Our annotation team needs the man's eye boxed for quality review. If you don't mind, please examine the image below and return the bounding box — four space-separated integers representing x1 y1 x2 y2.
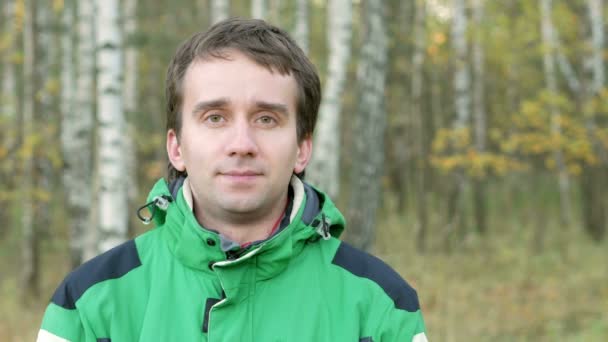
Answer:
257 116 276 125
206 114 224 123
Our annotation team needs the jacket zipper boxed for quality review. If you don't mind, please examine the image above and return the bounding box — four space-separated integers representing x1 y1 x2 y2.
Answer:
206 247 261 340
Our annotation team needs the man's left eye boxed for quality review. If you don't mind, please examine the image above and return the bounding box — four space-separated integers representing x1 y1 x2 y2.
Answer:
257 116 276 124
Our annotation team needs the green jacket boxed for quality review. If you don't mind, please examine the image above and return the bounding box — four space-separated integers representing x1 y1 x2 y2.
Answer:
38 177 427 341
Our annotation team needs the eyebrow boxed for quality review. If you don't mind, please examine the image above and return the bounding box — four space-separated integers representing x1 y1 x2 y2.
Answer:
191 99 290 117
191 98 230 116
255 101 289 117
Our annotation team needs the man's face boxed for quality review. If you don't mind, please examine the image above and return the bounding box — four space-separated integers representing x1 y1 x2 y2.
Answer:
167 50 311 221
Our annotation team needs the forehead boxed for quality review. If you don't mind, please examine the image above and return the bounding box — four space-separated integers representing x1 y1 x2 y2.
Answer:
181 50 298 112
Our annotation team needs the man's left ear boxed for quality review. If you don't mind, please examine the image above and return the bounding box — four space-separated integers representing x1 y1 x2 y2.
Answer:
293 136 312 174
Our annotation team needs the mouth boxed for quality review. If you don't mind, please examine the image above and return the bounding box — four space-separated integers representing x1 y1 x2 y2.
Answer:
222 170 262 176
219 170 263 183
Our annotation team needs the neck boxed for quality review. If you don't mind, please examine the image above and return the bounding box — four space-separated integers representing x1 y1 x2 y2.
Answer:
188 188 288 246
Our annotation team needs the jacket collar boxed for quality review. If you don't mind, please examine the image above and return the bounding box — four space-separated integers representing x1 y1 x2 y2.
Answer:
143 176 345 281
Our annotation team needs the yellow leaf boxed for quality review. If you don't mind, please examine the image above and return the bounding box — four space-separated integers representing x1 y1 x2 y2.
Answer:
433 32 446 45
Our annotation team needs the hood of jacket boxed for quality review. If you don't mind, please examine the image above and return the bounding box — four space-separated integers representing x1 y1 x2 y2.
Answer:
139 176 345 281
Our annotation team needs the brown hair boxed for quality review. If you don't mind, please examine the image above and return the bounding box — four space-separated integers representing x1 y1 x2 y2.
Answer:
165 18 321 181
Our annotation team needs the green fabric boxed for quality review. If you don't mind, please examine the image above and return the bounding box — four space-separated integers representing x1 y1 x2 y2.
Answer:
38 178 426 341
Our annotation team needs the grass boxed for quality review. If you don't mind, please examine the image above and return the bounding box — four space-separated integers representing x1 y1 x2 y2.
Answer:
374 190 608 341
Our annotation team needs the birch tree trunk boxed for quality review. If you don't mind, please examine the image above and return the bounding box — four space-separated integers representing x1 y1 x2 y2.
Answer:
412 0 428 252
346 0 387 251
34 0 54 243
251 0 267 20
0 0 17 239
445 0 470 250
293 0 309 54
452 0 470 130
124 0 137 121
581 0 606 241
124 0 139 234
21 0 40 301
387 0 414 211
61 0 93 267
2 0 16 120
540 0 571 231
307 0 352 199
471 0 487 235
586 0 604 95
76 0 98 262
97 0 128 253
210 0 229 24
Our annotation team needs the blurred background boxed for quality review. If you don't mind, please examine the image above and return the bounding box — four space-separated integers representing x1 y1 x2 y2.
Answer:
1 0 607 340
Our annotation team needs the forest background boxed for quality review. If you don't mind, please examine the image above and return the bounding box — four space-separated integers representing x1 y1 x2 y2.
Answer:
1 0 607 341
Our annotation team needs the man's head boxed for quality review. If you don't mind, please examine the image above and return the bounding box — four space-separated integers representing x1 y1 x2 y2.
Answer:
165 18 321 181
164 18 320 224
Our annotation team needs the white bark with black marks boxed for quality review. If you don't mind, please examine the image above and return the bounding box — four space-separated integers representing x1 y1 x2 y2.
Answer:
67 0 97 263
96 0 128 253
124 0 139 209
346 0 387 251
61 0 93 267
307 0 352 199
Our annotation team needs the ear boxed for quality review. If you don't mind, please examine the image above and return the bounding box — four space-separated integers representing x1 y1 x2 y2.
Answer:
167 129 186 172
293 136 312 174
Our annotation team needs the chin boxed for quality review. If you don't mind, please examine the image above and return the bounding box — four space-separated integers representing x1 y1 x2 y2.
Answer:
220 198 264 213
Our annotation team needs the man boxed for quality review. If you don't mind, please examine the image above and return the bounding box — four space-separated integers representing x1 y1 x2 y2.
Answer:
38 18 428 341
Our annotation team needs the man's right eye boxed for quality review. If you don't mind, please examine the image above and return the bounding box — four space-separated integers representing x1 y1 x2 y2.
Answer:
205 114 224 123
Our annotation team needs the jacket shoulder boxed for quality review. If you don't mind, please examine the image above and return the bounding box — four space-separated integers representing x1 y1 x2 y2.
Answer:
330 241 420 312
51 239 142 309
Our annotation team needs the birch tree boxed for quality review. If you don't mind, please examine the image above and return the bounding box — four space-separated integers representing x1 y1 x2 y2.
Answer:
581 0 606 241
412 0 428 252
34 0 54 246
211 0 229 24
307 0 352 199
2 0 16 121
124 0 139 226
251 0 267 19
346 0 387 251
293 0 309 54
96 0 128 253
540 0 571 227
61 0 93 266
0 0 17 237
471 0 487 234
445 0 470 248
452 0 470 130
124 0 137 121
22 0 40 300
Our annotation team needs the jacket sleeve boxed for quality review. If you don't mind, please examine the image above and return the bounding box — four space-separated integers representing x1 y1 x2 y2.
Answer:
374 302 428 341
37 302 87 342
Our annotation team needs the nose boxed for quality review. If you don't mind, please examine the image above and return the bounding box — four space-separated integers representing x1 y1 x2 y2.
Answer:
226 119 258 157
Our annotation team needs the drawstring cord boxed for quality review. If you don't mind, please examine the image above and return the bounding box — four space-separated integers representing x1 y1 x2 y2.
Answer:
314 213 332 240
136 195 173 225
